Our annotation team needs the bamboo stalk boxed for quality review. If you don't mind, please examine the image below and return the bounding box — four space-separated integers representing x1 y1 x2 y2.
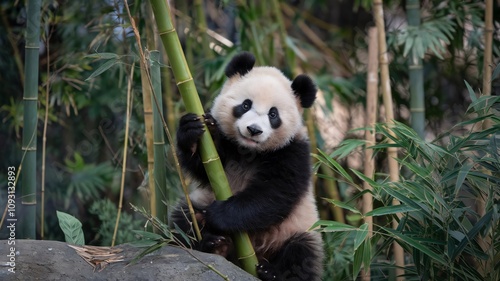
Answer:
194 0 213 59
361 27 379 281
482 0 493 132
149 0 258 275
21 0 41 239
271 0 295 70
477 0 494 275
372 1 405 279
111 62 135 247
137 0 157 220
141 63 157 219
406 0 425 138
150 50 168 223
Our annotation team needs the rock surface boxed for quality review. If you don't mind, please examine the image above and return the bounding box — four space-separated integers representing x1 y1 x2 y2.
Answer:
0 240 259 281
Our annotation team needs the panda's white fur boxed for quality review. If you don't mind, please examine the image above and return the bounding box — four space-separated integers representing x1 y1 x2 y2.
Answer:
172 52 323 281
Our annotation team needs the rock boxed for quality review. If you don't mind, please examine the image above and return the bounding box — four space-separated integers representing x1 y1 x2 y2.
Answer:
0 240 259 281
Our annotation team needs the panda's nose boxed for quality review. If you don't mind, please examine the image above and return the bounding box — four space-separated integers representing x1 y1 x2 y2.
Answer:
247 125 263 136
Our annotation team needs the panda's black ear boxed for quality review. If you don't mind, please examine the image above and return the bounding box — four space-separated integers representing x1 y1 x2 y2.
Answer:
291 74 317 108
225 52 256 78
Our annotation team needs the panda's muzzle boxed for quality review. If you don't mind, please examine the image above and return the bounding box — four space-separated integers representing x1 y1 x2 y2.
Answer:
247 125 263 136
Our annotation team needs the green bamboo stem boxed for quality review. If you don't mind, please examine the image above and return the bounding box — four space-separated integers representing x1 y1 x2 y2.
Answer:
21 0 41 239
373 0 405 279
150 50 168 223
406 0 425 139
149 0 258 276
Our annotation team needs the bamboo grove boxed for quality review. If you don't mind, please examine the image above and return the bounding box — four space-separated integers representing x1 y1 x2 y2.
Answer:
1 1 499 280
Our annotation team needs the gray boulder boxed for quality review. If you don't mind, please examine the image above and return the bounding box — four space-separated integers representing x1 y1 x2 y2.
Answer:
0 240 259 281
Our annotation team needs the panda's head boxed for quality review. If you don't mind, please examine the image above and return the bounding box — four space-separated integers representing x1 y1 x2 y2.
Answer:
211 52 317 151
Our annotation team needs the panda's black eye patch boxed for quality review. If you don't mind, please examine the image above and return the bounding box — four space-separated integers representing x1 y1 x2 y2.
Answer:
233 99 252 118
268 107 281 129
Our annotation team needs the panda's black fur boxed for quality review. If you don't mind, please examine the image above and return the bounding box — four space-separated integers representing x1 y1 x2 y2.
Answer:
171 52 323 281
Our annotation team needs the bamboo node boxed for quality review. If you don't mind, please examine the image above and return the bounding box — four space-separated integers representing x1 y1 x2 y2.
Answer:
153 141 165 145
237 251 256 260
22 146 37 151
159 28 176 35
202 157 220 164
23 97 38 101
177 77 193 86
25 45 40 49
411 107 425 113
409 64 423 70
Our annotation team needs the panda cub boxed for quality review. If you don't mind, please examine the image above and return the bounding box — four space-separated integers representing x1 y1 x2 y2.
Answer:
172 52 323 281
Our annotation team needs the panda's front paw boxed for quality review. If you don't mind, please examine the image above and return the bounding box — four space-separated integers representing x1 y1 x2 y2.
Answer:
256 262 280 281
177 113 205 154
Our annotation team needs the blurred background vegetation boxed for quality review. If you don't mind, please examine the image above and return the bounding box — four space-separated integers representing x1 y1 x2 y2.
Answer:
1 0 499 280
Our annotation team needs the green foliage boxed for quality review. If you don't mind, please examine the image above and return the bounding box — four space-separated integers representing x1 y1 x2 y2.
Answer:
391 18 455 60
64 153 117 206
316 86 500 280
56 211 85 245
89 199 143 246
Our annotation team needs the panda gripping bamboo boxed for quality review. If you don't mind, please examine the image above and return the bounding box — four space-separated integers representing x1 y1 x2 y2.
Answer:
148 0 258 276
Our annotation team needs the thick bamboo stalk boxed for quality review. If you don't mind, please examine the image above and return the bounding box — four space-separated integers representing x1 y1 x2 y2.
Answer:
406 0 425 138
21 0 41 239
111 62 134 247
150 50 168 223
149 0 258 276
373 1 405 280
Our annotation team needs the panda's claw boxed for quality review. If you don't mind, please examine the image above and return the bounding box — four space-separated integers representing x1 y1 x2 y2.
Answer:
256 262 278 281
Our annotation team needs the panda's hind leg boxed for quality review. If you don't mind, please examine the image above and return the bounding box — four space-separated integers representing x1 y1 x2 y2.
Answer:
257 232 323 281
170 200 234 259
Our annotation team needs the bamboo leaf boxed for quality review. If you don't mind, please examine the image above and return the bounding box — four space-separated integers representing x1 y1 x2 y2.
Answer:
85 59 120 81
451 210 493 260
173 222 192 246
56 211 85 246
311 220 357 232
330 139 366 159
383 227 447 266
353 240 364 280
455 161 473 196
464 80 477 102
365 205 418 217
354 223 368 251
323 198 361 214
132 230 164 241
85 52 120 60
316 149 354 182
